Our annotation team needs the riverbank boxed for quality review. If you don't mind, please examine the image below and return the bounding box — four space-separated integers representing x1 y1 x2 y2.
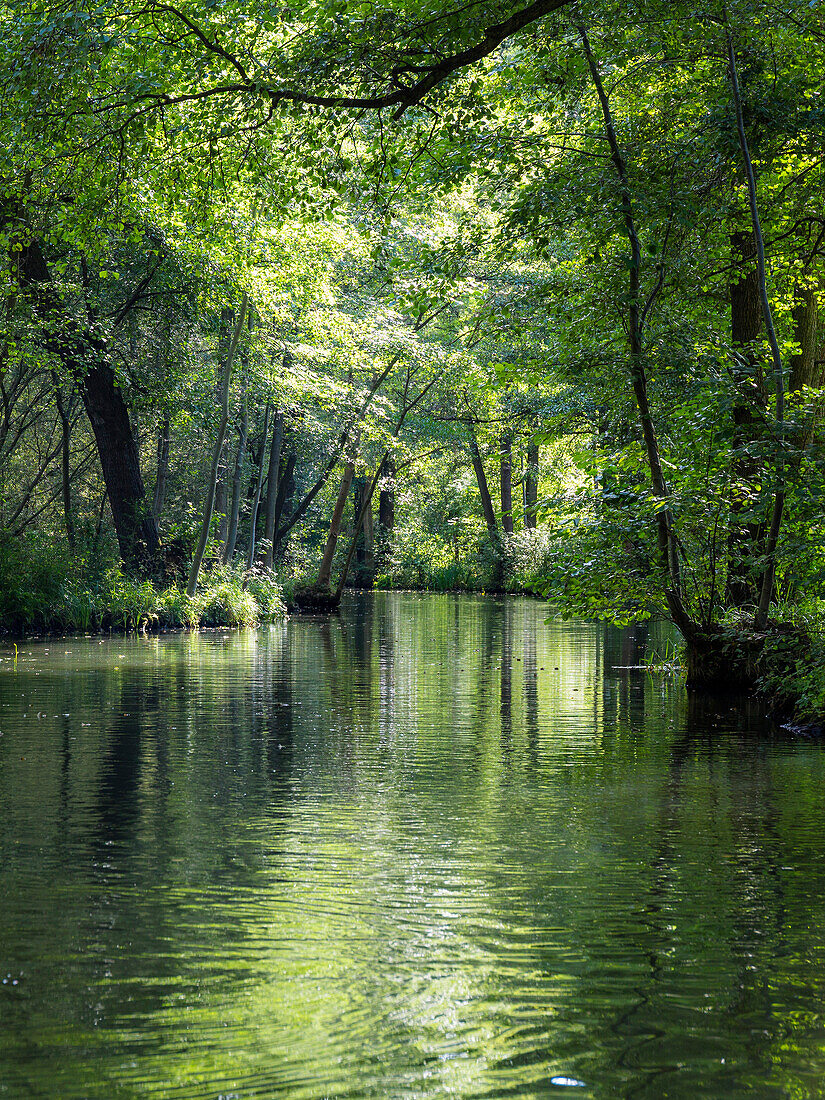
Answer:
0 560 286 636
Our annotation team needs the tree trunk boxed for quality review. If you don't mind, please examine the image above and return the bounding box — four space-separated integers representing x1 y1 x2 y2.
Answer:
351 477 376 582
468 429 504 590
500 433 514 535
578 24 692 638
725 28 788 631
152 418 170 523
353 478 364 566
469 432 499 540
271 451 297 558
362 491 375 578
81 360 160 574
524 441 539 529
54 383 75 550
726 230 766 608
789 287 820 401
379 458 396 532
223 399 248 563
334 454 386 600
20 239 159 575
215 457 229 548
246 402 270 571
261 409 284 568
187 297 247 596
317 450 358 589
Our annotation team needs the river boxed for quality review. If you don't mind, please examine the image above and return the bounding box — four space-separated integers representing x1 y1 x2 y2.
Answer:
1 592 824 1098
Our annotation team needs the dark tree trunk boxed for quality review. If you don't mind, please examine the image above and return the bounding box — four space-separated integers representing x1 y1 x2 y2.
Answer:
523 442 539 529
790 287 820 400
272 451 297 558
335 453 387 600
352 477 376 582
500 433 514 535
577 24 692 638
81 360 159 573
21 240 160 573
469 433 499 540
725 230 767 608
468 430 503 590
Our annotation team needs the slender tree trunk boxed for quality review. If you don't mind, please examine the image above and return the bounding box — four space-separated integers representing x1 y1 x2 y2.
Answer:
725 27 787 631
578 24 691 637
317 448 358 589
215 457 229 548
500 433 514 535
469 432 499 540
271 451 297 558
726 230 766 607
246 402 270 571
187 296 248 596
468 429 505 590
261 409 284 568
152 418 170 523
335 454 385 600
223 398 248 563
55 384 75 550
379 458 396 532
524 441 539 529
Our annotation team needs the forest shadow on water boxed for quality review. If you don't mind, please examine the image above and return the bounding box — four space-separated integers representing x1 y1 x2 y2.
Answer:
1 592 824 1099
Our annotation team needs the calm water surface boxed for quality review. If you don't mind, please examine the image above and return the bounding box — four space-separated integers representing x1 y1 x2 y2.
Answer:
1 593 824 1099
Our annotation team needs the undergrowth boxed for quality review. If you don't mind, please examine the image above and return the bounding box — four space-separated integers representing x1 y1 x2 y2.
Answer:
0 540 286 634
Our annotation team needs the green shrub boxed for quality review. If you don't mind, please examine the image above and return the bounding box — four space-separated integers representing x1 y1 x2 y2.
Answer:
756 603 825 724
503 528 555 593
61 581 104 632
107 575 158 632
156 586 205 628
0 538 72 631
201 580 258 627
245 566 288 619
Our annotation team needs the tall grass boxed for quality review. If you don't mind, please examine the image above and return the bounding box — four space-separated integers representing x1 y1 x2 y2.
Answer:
0 541 287 635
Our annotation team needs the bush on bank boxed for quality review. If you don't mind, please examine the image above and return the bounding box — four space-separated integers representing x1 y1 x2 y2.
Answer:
753 603 825 729
0 539 286 634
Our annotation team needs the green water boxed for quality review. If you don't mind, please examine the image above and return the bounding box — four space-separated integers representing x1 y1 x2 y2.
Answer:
0 592 824 1099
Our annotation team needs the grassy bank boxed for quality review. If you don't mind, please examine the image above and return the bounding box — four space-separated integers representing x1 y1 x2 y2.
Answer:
0 540 286 635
